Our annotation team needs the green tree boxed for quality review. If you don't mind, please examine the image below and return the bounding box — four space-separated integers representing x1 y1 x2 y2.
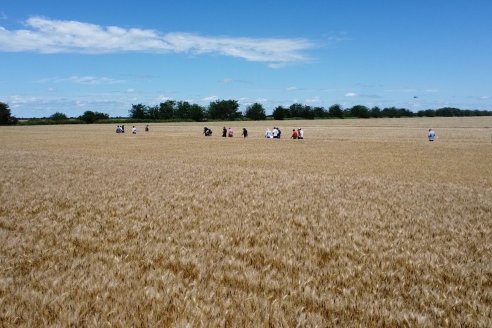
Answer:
189 104 206 122
49 112 68 121
129 104 148 119
417 109 436 117
208 100 241 120
350 105 370 118
313 106 327 118
244 103 266 120
175 101 192 120
0 102 18 125
301 105 315 119
146 105 160 120
289 103 304 118
329 104 344 118
272 106 287 120
79 111 109 123
370 106 382 118
436 107 461 117
158 100 175 120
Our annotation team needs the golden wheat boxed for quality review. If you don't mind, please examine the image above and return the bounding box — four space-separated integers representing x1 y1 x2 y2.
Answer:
1 117 491 327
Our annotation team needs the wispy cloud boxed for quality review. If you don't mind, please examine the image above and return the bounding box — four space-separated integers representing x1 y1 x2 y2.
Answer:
38 75 125 85
202 96 218 102
305 96 321 104
345 92 357 97
0 17 314 66
220 78 251 84
67 76 124 85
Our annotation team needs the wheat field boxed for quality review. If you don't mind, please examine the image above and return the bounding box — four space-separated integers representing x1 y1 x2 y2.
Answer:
1 117 491 327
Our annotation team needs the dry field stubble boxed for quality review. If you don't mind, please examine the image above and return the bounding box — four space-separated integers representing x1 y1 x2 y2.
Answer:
0 117 491 327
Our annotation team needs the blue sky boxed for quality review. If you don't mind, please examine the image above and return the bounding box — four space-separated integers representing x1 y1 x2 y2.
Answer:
1 0 491 117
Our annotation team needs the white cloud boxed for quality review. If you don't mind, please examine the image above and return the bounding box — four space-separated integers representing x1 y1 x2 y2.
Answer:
345 92 357 97
38 75 124 85
306 96 321 104
286 86 299 91
68 76 124 85
202 96 218 102
479 95 489 100
0 17 314 66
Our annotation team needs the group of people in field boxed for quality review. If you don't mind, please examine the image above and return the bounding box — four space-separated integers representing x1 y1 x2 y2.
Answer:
116 124 149 134
264 127 282 139
118 124 437 142
202 126 249 138
290 128 304 139
203 126 304 140
264 127 304 139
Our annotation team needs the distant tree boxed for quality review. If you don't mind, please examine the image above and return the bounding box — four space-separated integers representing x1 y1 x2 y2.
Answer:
350 105 370 118
244 103 267 120
370 106 382 118
417 109 436 117
146 105 160 120
272 106 287 120
382 107 399 118
436 107 461 117
189 104 206 121
329 104 344 118
129 104 148 119
301 105 315 119
79 111 109 123
313 106 327 118
49 112 68 121
289 103 304 118
208 100 241 120
399 108 414 117
158 100 175 120
0 102 18 125
175 101 192 120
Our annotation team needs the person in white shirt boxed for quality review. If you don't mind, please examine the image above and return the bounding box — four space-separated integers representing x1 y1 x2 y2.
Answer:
298 128 304 139
428 128 436 141
132 126 137 134
272 127 279 138
265 128 273 138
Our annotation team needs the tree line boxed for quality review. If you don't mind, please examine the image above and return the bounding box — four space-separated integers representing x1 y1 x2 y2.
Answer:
129 100 492 121
1 100 491 125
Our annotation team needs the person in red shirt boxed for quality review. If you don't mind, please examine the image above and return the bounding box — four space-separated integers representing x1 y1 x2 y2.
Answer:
291 129 298 139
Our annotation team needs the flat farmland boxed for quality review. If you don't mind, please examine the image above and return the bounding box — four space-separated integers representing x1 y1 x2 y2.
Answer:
1 117 491 327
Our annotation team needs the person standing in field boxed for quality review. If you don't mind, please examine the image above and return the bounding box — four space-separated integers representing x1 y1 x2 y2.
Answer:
242 128 248 138
145 125 149 132
428 128 436 141
132 126 137 134
273 127 279 138
222 126 227 137
291 129 298 139
298 128 304 139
